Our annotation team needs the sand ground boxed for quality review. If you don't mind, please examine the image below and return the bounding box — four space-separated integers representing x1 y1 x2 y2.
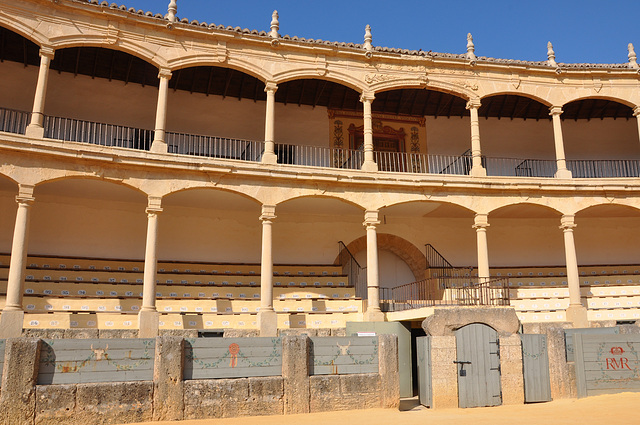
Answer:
123 392 640 425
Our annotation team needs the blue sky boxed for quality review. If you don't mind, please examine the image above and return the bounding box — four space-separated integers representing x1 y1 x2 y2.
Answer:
122 1 638 64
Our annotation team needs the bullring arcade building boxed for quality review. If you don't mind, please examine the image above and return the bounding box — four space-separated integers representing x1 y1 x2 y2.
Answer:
2 0 640 349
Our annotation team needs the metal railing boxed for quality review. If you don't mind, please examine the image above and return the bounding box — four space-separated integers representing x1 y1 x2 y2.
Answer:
43 115 153 150
0 107 29 135
380 276 510 312
374 151 473 175
567 159 640 178
338 241 367 299
167 132 264 162
486 157 557 177
275 144 364 169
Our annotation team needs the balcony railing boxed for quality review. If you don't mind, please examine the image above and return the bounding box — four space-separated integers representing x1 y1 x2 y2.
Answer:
0 107 639 178
43 115 153 150
380 276 510 312
567 159 640 178
275 143 364 169
167 132 264 162
0 107 29 135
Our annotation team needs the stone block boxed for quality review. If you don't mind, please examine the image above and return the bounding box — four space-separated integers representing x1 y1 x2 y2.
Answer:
22 329 65 339
619 324 640 334
242 376 284 416
0 338 41 425
309 375 342 412
34 384 76 425
378 334 399 408
431 378 458 409
282 335 310 414
429 335 456 349
223 329 259 338
331 328 347 337
183 379 249 419
64 329 99 339
75 381 153 424
422 306 520 336
341 374 380 408
97 329 138 339
279 328 317 337
153 336 184 421
316 328 332 337
159 329 198 338
499 335 524 405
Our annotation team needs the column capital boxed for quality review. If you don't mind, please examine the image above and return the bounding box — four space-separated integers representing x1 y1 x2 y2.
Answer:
472 213 489 229
158 68 172 79
549 106 563 116
264 81 278 93
466 98 481 110
39 46 55 60
633 106 640 117
260 204 277 221
363 210 380 227
16 184 35 204
360 92 375 103
560 214 576 231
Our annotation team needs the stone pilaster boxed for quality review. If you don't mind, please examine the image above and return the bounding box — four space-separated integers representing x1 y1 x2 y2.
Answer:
153 336 184 421
282 335 310 414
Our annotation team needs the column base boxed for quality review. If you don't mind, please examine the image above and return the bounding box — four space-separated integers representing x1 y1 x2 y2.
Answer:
25 124 45 139
555 168 573 179
138 310 160 338
364 308 385 322
566 304 589 328
361 161 378 172
150 140 168 154
258 309 278 337
261 152 278 164
470 166 487 177
0 310 24 338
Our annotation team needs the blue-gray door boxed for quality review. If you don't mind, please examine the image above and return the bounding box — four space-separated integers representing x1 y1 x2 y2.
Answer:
455 323 502 408
521 334 552 403
416 336 432 407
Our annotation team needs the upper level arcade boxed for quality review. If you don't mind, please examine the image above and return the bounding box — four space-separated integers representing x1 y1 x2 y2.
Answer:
0 0 640 182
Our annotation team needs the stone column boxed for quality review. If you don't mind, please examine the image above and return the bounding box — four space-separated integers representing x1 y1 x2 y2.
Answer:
150 68 172 154
364 210 383 321
139 197 163 338
259 205 277 336
473 213 490 282
560 215 588 327
262 82 278 164
0 185 35 338
25 47 55 138
550 106 572 179
360 93 378 172
466 99 487 177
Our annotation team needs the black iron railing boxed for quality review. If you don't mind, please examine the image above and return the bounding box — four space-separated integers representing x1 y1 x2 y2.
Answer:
380 276 510 312
0 107 29 135
167 132 264 162
338 241 367 299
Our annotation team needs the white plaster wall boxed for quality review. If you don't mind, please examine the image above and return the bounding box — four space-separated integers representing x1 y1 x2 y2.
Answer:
28 195 147 259
575 217 640 265
563 119 640 160
0 190 17 253
354 249 416 288
0 61 38 111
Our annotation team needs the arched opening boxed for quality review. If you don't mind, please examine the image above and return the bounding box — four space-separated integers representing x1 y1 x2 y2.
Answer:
562 98 639 177
488 203 563 269
160 188 262 263
478 94 555 177
31 178 148 259
376 200 477 286
41 46 159 149
575 204 640 266
0 26 40 133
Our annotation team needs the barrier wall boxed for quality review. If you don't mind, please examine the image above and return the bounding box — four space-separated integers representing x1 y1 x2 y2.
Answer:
0 335 399 425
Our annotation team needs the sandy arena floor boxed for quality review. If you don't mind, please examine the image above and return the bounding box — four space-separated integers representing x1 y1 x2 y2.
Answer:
123 392 640 425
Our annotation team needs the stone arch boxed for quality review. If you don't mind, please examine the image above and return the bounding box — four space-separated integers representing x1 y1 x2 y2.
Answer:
35 175 149 199
480 91 553 108
561 95 636 110
0 19 48 48
274 69 367 94
336 233 426 282
422 307 520 336
168 56 272 83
